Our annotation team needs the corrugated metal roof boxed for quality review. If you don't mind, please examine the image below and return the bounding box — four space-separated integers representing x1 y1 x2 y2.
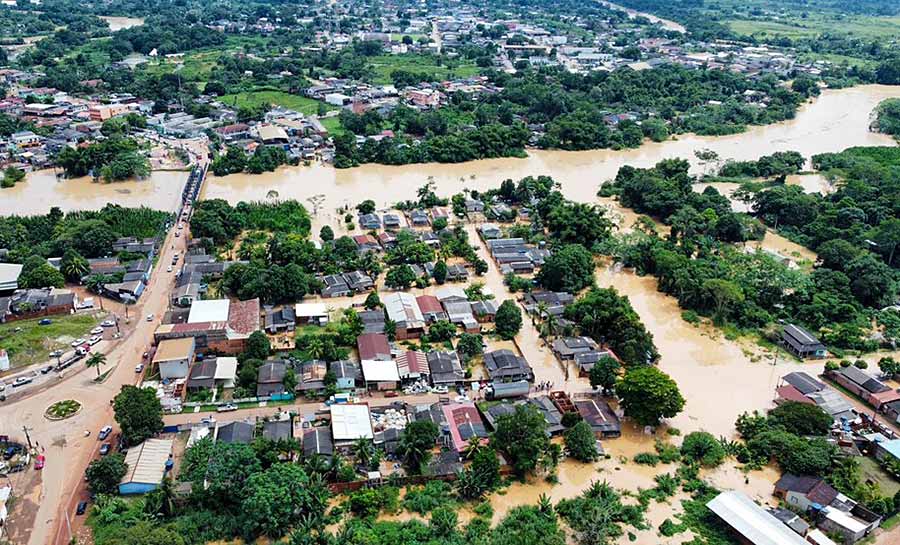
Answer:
121 439 172 486
707 491 808 545
330 404 373 440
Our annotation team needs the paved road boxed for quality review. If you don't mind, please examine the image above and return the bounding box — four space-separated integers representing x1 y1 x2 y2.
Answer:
1 225 188 545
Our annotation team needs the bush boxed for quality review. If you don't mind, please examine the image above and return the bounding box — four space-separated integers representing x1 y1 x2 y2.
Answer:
633 452 660 466
825 361 839 371
854 359 868 369
680 432 726 467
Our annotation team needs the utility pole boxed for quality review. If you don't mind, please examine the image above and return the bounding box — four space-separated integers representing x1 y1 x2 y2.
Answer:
21 425 33 449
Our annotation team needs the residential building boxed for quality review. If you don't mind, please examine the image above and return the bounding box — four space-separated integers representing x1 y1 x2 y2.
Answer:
383 292 425 340
330 360 361 390
781 324 827 359
153 337 195 379
574 398 621 437
706 490 809 545
442 402 488 454
295 303 329 326
396 350 429 381
427 351 464 386
483 349 533 382
330 403 374 450
256 360 287 397
119 439 173 495
216 421 255 444
265 306 296 333
361 359 401 390
827 366 900 410
416 294 447 323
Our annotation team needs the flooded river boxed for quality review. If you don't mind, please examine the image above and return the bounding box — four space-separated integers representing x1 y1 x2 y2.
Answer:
202 85 900 211
0 169 188 215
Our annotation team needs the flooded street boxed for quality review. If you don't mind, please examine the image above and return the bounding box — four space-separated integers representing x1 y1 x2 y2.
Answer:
0 169 188 215
202 85 900 209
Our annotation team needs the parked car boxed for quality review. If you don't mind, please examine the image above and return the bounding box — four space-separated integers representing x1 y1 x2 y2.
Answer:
166 265 172 272
101 320 115 327
38 318 52 326
40 365 53 374
70 338 85 347
98 426 112 440
76 501 88 515
12 376 32 387
49 349 63 358
99 443 110 456
90 327 103 335
88 336 101 346
216 403 238 413
146 314 154 322
135 363 144 373
34 455 45 470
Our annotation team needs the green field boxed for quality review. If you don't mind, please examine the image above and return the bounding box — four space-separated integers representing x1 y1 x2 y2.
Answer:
368 54 481 84
320 115 345 136
0 313 101 369
858 456 900 497
727 14 900 40
219 90 335 116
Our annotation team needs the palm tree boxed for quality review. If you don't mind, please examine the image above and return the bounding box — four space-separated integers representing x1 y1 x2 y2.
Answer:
461 437 484 460
305 336 327 360
537 493 554 516
353 438 375 469
144 477 177 519
86 352 107 378
303 453 328 477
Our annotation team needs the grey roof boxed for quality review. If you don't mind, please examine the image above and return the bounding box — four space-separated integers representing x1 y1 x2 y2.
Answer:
782 372 824 395
217 421 255 444
303 427 333 457
782 324 825 352
330 359 362 381
836 366 890 394
261 419 293 441
483 349 533 381
706 491 808 545
427 351 464 384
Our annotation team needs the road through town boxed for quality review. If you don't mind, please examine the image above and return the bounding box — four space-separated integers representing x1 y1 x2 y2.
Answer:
0 224 187 545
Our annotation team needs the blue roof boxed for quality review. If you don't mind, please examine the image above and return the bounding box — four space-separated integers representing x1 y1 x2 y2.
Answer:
879 439 900 459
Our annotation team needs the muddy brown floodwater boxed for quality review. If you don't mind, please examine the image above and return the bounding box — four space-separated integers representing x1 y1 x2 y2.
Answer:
0 169 188 215
202 85 900 209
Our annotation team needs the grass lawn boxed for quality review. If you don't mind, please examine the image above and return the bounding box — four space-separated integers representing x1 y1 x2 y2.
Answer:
727 13 900 40
320 115 345 136
857 456 900 497
219 89 335 116
0 313 100 369
368 54 481 84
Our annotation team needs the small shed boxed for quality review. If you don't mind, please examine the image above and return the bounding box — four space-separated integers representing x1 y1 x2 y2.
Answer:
119 439 173 495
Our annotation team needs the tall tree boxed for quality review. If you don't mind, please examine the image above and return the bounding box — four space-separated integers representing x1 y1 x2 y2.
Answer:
616 367 684 427
113 385 164 446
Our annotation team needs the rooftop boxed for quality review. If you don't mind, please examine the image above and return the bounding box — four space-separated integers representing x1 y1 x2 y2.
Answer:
330 403 374 441
188 299 230 323
153 337 194 363
707 490 808 545
121 438 172 486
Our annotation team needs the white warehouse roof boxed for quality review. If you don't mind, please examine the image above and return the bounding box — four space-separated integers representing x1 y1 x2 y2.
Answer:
330 403 374 441
121 438 173 486
188 299 230 323
706 491 807 545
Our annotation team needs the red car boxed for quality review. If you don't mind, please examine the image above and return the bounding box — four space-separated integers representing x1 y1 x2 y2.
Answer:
34 455 45 470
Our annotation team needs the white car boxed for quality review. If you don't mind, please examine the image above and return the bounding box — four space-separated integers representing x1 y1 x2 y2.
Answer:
135 363 144 373
12 376 33 387
70 338 85 347
100 320 115 327
166 265 172 272
146 314 154 322
90 327 104 335
217 403 238 413
88 336 101 346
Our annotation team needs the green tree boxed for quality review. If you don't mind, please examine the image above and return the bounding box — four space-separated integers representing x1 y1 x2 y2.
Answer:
616 367 684 427
427 319 456 342
879 357 900 378
385 264 417 289
492 404 549 477
588 356 621 394
243 330 271 361
537 244 594 293
143 477 177 519
680 431 725 467
86 352 107 378
60 248 89 282
564 421 599 462
18 255 65 289
356 199 376 215
363 291 382 309
494 299 523 340
113 385 164 446
456 333 484 362
398 420 439 474
768 401 832 436
432 260 448 284
241 463 329 539
85 453 127 495
702 278 744 325
319 225 334 242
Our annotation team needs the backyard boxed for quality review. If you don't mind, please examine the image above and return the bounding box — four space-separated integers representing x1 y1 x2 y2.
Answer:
367 54 481 84
218 89 335 116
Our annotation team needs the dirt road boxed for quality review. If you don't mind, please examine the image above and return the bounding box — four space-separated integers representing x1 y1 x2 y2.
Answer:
0 225 187 545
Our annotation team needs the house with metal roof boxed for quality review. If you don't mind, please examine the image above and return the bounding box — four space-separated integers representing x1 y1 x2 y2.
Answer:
358 309 386 334
357 333 391 361
297 360 328 393
484 349 533 382
261 419 294 441
574 398 621 438
707 490 809 545
119 439 173 495
330 359 361 390
827 366 900 410
256 360 287 397
265 306 296 333
303 427 334 458
416 295 447 323
330 404 374 449
397 350 429 381
781 372 825 395
780 324 827 359
383 292 425 340
215 421 255 444
442 402 489 454
153 337 195 379
552 336 599 360
427 351 464 386
774 474 839 512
